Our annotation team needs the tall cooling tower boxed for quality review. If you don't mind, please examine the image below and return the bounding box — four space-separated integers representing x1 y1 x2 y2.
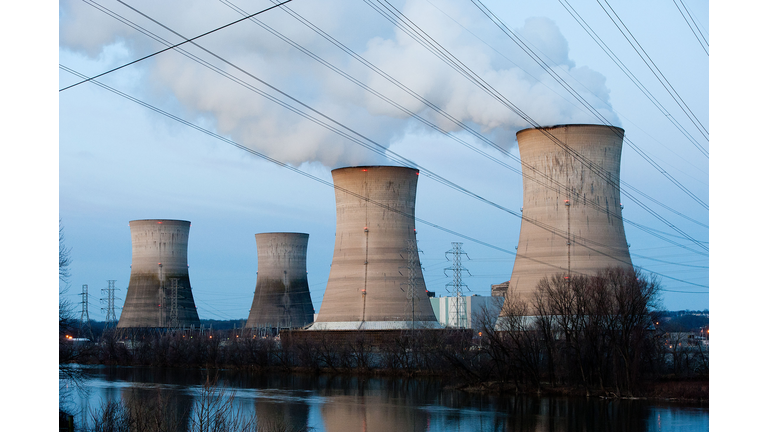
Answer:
245 232 315 329
505 124 633 309
310 166 440 330
117 219 200 328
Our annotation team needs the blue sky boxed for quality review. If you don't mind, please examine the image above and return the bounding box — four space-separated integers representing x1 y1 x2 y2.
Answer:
54 0 711 321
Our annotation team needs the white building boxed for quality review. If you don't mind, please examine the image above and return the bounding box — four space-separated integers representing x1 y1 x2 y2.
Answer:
430 295 503 330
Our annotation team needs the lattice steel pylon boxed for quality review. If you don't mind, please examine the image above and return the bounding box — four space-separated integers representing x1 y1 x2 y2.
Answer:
444 242 471 329
167 278 179 330
79 284 93 340
101 280 118 328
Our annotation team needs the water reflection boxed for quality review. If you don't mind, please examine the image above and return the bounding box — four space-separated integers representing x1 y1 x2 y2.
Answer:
254 397 309 431
120 385 194 432
65 366 707 432
320 392 430 432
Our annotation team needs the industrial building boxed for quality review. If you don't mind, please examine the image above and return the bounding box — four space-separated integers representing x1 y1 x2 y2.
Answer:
245 232 315 330
309 165 441 330
430 294 502 330
504 124 633 313
117 219 200 329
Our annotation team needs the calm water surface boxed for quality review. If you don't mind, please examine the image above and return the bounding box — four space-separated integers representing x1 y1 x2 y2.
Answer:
61 366 708 431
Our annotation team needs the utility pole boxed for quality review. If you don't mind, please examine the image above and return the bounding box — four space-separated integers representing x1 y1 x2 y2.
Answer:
444 242 471 329
101 280 118 328
79 284 93 340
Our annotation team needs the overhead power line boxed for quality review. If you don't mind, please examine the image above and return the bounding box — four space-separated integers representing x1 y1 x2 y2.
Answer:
672 0 709 56
59 64 708 294
557 0 708 158
219 1 709 231
91 0 706 258
78 0 707 253
58 0 293 92
596 0 709 141
365 0 708 248
469 0 709 207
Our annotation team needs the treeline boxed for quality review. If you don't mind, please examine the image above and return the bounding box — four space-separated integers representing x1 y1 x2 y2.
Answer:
482 267 707 397
60 267 707 399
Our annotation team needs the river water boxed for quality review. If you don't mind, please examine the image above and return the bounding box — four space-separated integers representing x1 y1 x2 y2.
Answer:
61 366 708 431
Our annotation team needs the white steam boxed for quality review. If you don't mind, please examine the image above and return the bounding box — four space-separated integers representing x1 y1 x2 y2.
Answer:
59 0 618 168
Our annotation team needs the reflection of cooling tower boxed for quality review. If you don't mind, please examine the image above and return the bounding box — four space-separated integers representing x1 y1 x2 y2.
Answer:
310 166 440 330
506 125 633 308
254 399 309 432
245 233 315 329
117 219 200 328
320 395 430 432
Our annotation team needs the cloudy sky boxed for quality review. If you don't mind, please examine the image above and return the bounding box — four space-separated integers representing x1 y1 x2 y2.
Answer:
54 0 711 321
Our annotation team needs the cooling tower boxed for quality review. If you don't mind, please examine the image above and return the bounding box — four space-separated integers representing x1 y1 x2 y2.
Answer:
117 219 200 328
310 166 440 330
505 124 633 309
245 232 315 329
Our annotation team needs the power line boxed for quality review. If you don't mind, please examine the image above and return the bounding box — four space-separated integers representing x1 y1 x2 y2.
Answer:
58 6 708 292
58 0 293 92
596 0 709 141
59 63 708 294
468 0 709 209
557 0 708 158
228 1 709 231
83 0 707 262
365 0 709 245
254 0 710 240
92 2 706 259
672 0 708 56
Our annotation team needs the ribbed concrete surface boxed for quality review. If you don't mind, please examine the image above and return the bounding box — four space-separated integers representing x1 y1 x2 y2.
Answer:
245 232 315 329
505 124 633 309
310 166 438 329
117 219 200 328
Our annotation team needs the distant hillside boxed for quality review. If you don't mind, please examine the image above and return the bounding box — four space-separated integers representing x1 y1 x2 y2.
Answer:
655 310 709 332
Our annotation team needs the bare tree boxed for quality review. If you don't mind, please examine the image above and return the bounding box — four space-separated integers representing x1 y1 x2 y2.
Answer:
59 219 74 336
531 267 661 396
600 267 661 396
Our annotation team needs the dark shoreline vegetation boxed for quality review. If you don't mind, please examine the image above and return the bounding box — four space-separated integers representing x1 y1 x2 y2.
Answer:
61 267 708 406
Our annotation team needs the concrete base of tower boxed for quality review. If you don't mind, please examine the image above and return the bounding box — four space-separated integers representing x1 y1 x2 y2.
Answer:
307 321 444 331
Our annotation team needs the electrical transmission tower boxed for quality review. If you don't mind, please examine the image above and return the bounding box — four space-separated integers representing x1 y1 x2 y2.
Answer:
167 278 179 330
444 242 471 329
101 280 118 328
400 239 423 333
79 284 93 340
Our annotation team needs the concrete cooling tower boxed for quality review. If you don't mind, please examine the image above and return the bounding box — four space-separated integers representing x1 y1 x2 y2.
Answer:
245 232 315 329
505 124 633 310
117 219 200 328
310 166 440 330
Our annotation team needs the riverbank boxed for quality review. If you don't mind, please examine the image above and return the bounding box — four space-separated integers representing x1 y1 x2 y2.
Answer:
62 325 708 404
62 365 710 432
449 377 708 403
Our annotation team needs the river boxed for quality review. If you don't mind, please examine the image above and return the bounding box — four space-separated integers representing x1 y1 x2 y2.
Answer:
60 366 708 431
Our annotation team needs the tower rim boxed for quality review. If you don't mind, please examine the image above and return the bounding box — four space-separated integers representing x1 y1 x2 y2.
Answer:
129 219 191 225
331 165 419 175
516 124 625 138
